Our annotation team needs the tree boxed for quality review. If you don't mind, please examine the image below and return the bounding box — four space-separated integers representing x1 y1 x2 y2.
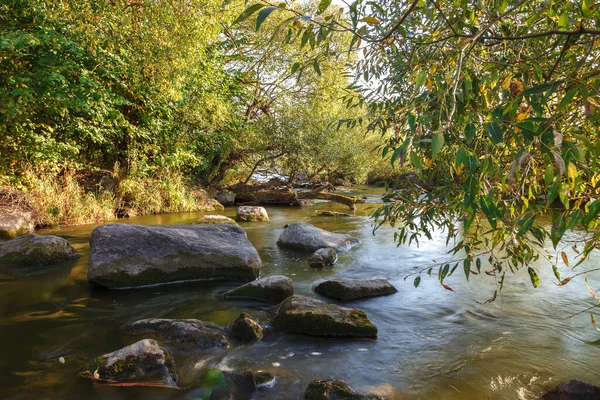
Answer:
231 0 600 303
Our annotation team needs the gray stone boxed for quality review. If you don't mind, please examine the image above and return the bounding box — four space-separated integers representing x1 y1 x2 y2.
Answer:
272 295 377 338
308 248 338 268
305 380 386 400
216 191 237 206
540 380 600 400
194 215 237 225
236 206 269 222
120 318 230 348
87 224 261 288
206 369 276 400
314 279 397 301
83 339 177 387
277 222 360 252
318 211 352 217
0 211 34 239
224 275 294 304
0 234 79 266
231 313 264 343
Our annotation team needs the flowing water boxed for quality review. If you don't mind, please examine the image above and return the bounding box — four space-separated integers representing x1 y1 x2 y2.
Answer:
1 186 599 399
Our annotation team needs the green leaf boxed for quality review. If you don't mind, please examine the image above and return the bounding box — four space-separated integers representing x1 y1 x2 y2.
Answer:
485 121 503 144
480 195 497 229
551 213 567 248
317 0 332 15
557 88 578 111
586 338 600 346
313 59 321 76
408 113 416 133
414 276 421 288
584 200 600 227
552 265 561 281
528 267 540 288
558 12 568 29
233 4 266 25
256 7 278 31
291 62 301 74
516 214 536 238
409 151 422 171
547 181 561 206
463 259 471 281
432 132 444 159
464 123 475 142
463 175 477 209
415 70 426 90
476 257 481 273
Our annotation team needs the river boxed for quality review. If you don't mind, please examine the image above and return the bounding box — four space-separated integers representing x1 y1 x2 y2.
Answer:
1 186 599 399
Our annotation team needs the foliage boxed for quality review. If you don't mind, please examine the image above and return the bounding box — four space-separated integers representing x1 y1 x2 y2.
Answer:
237 0 600 295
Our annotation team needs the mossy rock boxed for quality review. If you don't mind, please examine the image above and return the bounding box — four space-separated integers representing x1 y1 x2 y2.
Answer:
0 212 34 240
231 312 264 343
308 248 338 268
318 211 352 217
82 339 177 387
314 279 397 301
305 380 386 400
224 275 294 304
0 234 79 266
194 215 237 225
120 318 230 348
272 295 377 338
236 206 269 222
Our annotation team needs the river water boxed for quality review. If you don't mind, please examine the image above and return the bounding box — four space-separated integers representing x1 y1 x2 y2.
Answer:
1 186 599 399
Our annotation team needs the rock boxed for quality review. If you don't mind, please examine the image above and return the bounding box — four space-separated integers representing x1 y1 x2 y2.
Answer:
88 224 261 289
308 248 338 268
120 318 230 348
224 275 294 304
194 215 237 225
83 339 177 387
236 206 269 222
540 380 600 400
206 369 276 400
314 279 397 301
277 222 360 252
319 211 352 217
216 191 237 206
305 380 385 400
0 234 79 266
0 211 35 239
272 295 377 338
231 313 264 343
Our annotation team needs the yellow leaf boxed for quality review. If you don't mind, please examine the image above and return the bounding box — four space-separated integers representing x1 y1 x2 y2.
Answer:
588 97 600 107
501 75 512 90
93 369 100 379
568 162 577 183
510 80 524 96
424 159 433 168
561 251 569 267
516 112 530 122
362 16 380 24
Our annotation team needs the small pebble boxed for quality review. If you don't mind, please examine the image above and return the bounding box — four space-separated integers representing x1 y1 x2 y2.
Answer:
58 357 65 364
272 362 281 367
358 348 368 352
310 352 322 356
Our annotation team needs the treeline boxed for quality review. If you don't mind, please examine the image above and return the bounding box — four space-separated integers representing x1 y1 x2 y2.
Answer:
0 0 394 223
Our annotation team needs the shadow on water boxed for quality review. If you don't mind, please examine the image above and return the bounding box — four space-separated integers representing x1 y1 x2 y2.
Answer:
1 186 599 399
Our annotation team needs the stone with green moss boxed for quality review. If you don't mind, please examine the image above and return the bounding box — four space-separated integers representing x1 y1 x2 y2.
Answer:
87 224 261 288
0 212 34 240
193 215 237 225
82 339 177 387
224 275 294 304
0 234 79 266
272 295 377 338
236 206 269 222
314 279 397 301
308 247 338 268
231 312 264 343
305 380 385 400
120 318 230 348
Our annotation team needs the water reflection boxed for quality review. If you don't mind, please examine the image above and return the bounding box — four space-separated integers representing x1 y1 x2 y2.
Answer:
1 187 599 399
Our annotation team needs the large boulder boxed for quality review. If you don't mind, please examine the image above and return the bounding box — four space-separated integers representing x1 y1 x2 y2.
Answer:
194 215 237 225
87 224 261 288
83 339 177 387
0 211 35 239
277 222 360 252
540 380 600 399
272 295 377 338
224 275 294 304
231 313 264 343
216 191 237 206
120 318 230 349
308 248 338 268
305 380 385 400
0 234 79 266
236 206 269 222
314 279 398 301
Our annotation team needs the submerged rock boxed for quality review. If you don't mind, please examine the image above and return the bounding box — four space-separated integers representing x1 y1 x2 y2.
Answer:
0 211 34 239
305 380 385 400
272 295 377 338
83 339 177 387
236 206 269 222
224 275 294 304
540 380 600 399
120 318 230 349
314 279 397 301
231 313 264 343
204 369 275 400
194 215 237 225
318 211 352 217
308 248 338 268
87 224 261 288
0 234 79 266
277 222 360 252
